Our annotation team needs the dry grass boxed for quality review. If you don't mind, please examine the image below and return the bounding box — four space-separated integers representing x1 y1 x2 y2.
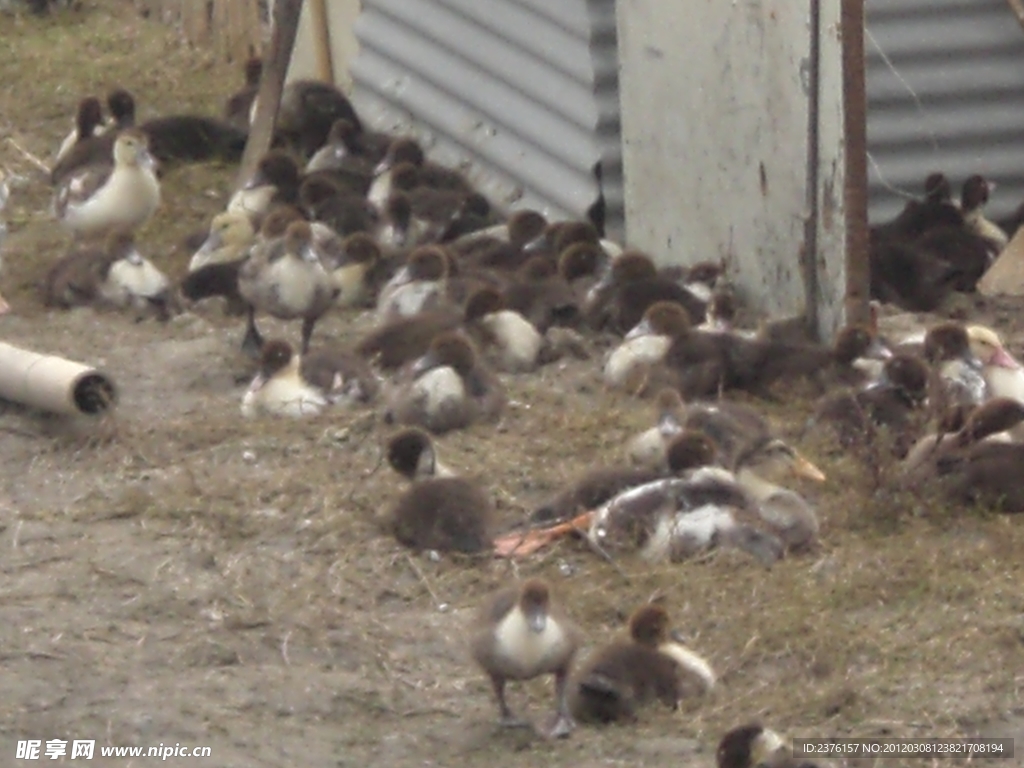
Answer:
0 3 1023 767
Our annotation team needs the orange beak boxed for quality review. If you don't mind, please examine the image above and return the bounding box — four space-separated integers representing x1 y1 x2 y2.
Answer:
791 452 826 483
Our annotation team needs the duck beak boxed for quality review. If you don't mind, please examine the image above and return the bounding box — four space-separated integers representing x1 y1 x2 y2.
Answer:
388 265 412 289
373 157 393 176
657 413 683 437
127 249 144 267
625 318 653 340
987 180 998 194
991 346 1022 370
243 169 267 191
139 148 159 173
865 336 893 361
526 609 547 634
246 373 267 394
197 229 223 255
790 452 826 483
668 629 688 645
751 729 788 768
300 244 319 264
522 232 547 254
410 349 439 377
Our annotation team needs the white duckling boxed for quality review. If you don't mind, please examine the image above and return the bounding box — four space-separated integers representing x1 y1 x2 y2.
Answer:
376 246 450 323
54 129 160 238
463 287 544 373
603 305 675 389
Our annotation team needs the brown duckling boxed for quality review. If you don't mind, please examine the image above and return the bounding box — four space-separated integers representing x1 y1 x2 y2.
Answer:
451 209 548 267
586 251 707 333
811 353 930 455
299 174 376 236
241 339 343 418
372 137 472 200
376 245 452 322
384 331 505 434
324 231 382 308
237 220 339 355
43 228 171 316
470 579 583 738
304 118 376 176
463 287 543 373
499 247 592 333
923 322 989 412
137 114 248 165
356 304 464 371
717 723 811 768
50 89 137 184
386 443 495 553
569 604 714 724
272 79 363 158
386 427 455 480
229 150 302 222
224 54 262 131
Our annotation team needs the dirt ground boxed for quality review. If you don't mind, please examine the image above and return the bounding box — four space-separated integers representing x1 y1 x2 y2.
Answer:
2 4 1024 767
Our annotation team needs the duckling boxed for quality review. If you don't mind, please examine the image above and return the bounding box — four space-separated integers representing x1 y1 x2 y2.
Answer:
372 137 471 200
437 191 495 242
717 723 813 768
966 324 1024 404
55 97 105 164
569 604 714 724
386 427 455 480
241 338 378 418
305 118 371 175
500 247 593 332
367 160 420 214
356 304 464 371
463 287 543 373
470 579 583 737
586 251 707 333
376 191 437 250
224 55 262 131
237 220 339 355
961 174 1008 254
188 210 256 272
273 79 362 158
299 175 376 236
923 322 989 410
603 301 679 390
324 232 382 308
54 129 160 238
43 228 169 316
934 400 1024 511
384 331 505 434
376 245 451 322
811 353 930 455
137 114 248 165
386 453 495 553
627 388 689 468
229 151 302 222
452 209 548 267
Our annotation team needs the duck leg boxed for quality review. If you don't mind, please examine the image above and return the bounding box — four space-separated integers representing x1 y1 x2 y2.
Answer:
546 667 576 738
300 315 319 354
241 305 264 358
489 674 530 729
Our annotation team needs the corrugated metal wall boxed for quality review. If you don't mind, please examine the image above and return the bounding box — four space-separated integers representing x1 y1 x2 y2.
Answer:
349 0 624 239
866 0 1024 224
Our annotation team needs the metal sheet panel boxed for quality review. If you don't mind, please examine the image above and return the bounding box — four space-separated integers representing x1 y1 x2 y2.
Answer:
617 0 828 325
866 0 1024 224
349 0 624 239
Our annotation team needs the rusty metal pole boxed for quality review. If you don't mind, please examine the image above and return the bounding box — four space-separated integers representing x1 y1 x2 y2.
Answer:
841 0 871 328
233 0 303 193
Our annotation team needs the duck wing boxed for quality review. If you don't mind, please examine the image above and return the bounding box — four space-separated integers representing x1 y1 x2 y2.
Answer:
54 162 114 218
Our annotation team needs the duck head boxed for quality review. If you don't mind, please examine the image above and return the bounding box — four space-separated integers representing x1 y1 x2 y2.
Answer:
390 246 450 289
249 338 296 391
924 172 952 204
665 430 717 472
107 89 136 127
506 209 547 248
411 332 478 379
558 242 604 282
627 604 675 647
113 129 156 172
245 150 301 192
463 286 505 323
833 324 890 365
879 354 929 403
966 325 1021 370
298 175 342 212
75 97 104 138
259 204 305 239
375 137 425 175
340 232 381 266
959 398 1024 444
717 723 789 768
283 220 316 262
924 323 978 366
517 255 557 282
735 438 826 483
386 427 444 480
389 162 420 193
516 579 552 633
962 174 995 214
197 211 255 255
625 300 692 340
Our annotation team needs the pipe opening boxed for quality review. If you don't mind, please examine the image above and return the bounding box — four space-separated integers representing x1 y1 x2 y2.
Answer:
73 373 117 414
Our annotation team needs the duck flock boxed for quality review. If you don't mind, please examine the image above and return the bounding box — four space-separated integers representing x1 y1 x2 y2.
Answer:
6 50 1024 765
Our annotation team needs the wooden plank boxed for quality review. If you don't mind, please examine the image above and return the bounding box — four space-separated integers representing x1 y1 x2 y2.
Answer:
233 0 303 193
